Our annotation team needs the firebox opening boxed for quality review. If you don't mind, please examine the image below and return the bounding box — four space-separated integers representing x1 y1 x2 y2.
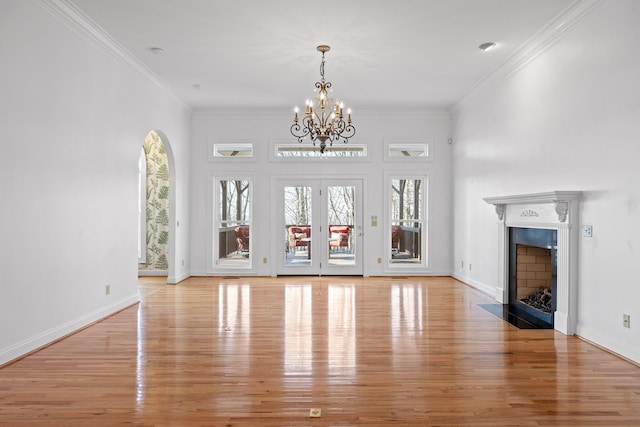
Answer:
516 244 553 313
509 227 557 328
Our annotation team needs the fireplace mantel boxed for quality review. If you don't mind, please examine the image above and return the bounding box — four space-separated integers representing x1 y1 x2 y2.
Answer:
484 191 582 223
484 191 582 335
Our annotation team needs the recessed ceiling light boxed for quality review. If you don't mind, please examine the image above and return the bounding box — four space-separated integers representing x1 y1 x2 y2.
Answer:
479 42 496 51
147 47 164 55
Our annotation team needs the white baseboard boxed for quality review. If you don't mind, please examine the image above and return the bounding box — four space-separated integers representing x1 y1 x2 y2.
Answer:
138 270 168 277
168 271 191 284
576 325 640 365
0 294 139 366
451 273 496 298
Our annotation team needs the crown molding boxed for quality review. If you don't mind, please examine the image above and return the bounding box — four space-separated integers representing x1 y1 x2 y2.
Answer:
31 0 190 111
451 0 613 114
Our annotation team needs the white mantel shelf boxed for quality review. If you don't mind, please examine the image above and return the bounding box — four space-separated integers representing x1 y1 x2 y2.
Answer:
483 191 582 335
484 191 582 206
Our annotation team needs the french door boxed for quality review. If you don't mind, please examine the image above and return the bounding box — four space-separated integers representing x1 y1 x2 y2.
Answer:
276 178 363 275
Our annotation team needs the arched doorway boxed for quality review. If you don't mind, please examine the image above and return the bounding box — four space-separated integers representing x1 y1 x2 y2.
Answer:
138 130 176 282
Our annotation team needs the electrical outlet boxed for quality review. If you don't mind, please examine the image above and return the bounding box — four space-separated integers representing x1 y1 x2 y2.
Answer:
623 314 630 328
583 225 593 238
263 257 268 264
105 284 110 295
377 257 382 264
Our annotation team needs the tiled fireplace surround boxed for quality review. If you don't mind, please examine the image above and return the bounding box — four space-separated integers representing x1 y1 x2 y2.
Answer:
484 191 582 335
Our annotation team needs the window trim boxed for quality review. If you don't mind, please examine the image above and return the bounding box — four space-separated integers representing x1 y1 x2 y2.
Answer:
209 140 256 162
384 140 432 162
384 172 430 273
211 175 255 272
270 139 369 162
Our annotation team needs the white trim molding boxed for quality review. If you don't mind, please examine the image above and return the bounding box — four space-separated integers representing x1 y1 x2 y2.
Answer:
484 191 582 335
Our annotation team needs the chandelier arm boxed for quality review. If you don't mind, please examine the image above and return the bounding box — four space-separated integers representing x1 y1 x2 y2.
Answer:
310 110 323 133
340 124 356 142
290 122 310 143
303 115 319 146
333 123 355 144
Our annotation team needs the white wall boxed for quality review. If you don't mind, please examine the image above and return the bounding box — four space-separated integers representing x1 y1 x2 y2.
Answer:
0 0 191 364
451 0 640 363
190 109 452 277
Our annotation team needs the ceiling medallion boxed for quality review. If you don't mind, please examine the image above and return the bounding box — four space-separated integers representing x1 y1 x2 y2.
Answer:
291 45 355 153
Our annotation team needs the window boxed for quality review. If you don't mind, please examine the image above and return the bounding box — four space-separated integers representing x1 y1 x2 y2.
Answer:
388 143 429 158
275 143 366 158
215 178 252 267
213 143 253 158
389 177 426 265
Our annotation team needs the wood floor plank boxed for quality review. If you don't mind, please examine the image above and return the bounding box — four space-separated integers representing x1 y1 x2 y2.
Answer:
1 276 639 426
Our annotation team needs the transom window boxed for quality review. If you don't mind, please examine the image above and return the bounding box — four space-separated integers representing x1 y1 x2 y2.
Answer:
388 143 429 158
275 144 366 158
213 143 253 158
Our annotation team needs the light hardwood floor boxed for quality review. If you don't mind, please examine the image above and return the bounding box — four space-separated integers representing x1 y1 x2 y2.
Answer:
1 276 639 426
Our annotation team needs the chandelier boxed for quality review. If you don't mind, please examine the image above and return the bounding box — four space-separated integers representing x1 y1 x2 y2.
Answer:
291 45 355 153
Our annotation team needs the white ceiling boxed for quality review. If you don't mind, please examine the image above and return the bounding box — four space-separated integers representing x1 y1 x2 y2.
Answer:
70 0 575 110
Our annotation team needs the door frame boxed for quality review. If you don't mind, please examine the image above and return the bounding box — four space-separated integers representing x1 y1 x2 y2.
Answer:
272 176 364 276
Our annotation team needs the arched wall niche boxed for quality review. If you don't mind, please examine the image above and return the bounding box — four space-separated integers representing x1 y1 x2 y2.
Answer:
138 129 176 283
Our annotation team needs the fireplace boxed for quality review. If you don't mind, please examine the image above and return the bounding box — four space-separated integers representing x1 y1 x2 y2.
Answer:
509 228 557 327
484 191 581 335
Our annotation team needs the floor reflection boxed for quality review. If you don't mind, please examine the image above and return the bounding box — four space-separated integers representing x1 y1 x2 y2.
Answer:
217 282 251 376
218 283 251 334
391 283 424 334
135 304 145 412
4 276 638 425
284 283 313 375
328 284 356 376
